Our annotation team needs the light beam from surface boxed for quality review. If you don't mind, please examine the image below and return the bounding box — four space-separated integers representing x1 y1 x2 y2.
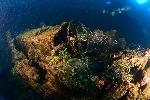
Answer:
136 0 148 4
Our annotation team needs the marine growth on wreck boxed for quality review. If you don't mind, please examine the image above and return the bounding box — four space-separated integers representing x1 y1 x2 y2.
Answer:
7 22 150 99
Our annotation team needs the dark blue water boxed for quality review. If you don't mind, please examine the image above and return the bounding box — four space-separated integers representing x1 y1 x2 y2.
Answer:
0 0 150 99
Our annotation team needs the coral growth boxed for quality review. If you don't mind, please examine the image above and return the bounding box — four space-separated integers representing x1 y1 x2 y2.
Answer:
8 22 150 99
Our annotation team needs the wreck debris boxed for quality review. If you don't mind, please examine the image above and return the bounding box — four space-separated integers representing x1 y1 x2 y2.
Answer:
8 22 150 99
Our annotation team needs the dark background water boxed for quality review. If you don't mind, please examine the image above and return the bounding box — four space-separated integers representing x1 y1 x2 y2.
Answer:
0 0 150 99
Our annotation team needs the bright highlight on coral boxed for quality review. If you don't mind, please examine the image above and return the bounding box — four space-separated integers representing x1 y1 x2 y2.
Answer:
136 0 148 4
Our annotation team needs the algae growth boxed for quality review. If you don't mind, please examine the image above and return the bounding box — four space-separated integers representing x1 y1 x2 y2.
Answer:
7 22 150 99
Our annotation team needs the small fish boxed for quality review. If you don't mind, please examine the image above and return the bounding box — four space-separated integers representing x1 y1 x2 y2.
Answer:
121 6 131 11
111 10 116 16
106 1 111 5
118 11 122 13
102 9 106 14
102 5 131 16
116 8 122 13
121 8 126 11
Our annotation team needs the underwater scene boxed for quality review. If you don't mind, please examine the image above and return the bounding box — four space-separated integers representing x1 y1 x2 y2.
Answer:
0 0 150 99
